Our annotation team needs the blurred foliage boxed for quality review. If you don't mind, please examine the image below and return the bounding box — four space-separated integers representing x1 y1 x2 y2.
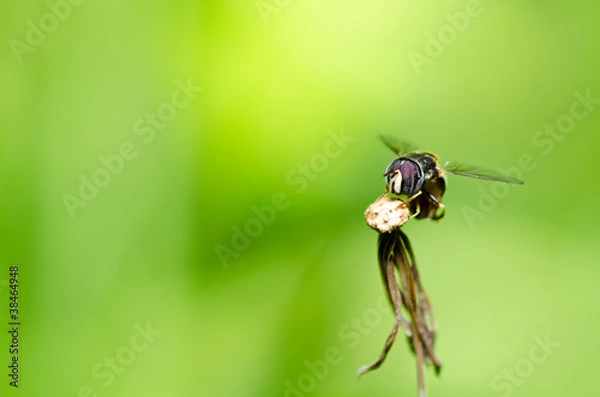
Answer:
1 1 599 396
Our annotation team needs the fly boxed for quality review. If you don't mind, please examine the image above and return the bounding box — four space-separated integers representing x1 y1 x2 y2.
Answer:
381 135 524 220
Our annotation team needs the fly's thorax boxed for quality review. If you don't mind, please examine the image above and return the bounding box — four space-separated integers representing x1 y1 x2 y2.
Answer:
413 152 441 180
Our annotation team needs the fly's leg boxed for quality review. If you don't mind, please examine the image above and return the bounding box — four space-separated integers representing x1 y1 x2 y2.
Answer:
423 191 445 220
402 191 422 218
403 190 422 205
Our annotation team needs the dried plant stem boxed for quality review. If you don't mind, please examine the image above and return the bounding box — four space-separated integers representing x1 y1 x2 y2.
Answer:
359 229 441 396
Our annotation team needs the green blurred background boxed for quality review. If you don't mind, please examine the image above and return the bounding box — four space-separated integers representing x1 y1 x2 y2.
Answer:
1 1 599 396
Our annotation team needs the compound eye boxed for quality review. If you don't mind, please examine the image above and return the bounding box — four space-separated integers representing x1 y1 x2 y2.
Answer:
384 158 402 176
384 159 423 195
397 160 423 195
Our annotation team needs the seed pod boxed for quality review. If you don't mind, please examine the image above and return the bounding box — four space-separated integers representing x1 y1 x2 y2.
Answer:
364 195 410 233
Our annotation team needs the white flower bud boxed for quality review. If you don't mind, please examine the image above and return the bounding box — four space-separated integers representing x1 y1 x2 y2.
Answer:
364 195 410 233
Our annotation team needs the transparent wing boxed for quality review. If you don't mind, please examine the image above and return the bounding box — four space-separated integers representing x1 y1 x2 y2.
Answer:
380 135 418 156
442 161 524 184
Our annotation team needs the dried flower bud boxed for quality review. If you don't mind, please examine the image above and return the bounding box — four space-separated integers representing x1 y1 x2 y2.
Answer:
365 195 410 233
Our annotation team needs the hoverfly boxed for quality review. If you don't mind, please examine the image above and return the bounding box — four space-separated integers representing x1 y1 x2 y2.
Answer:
381 135 524 220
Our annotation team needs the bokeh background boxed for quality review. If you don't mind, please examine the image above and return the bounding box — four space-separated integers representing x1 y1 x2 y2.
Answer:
1 1 599 396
